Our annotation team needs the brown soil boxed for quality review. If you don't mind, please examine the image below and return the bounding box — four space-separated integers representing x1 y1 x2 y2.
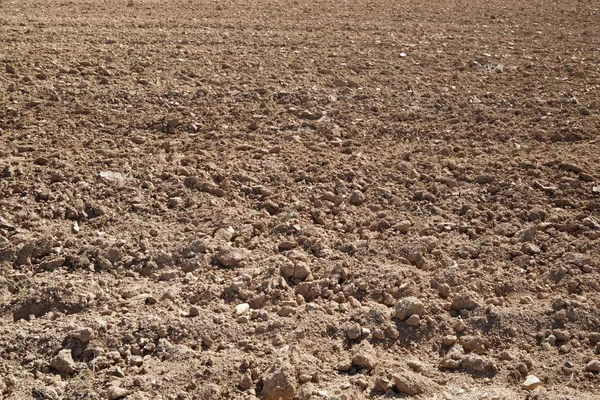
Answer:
1 0 599 399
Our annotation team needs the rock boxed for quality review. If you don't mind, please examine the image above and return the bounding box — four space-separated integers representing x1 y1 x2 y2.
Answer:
215 248 249 267
552 329 571 342
521 243 541 255
239 373 253 390
476 174 494 184
128 355 144 367
406 315 421 326
260 360 297 400
459 335 486 354
563 252 591 268
460 354 495 372
280 261 311 281
516 226 537 242
346 324 362 340
50 349 77 374
71 327 94 343
374 376 391 392
391 369 437 395
235 303 250 315
352 342 376 371
443 335 457 346
348 190 365 205
440 344 464 369
586 360 600 372
451 292 480 311
394 297 425 320
395 220 412 233
189 306 200 317
108 385 132 400
522 375 542 391
278 241 298 251
277 306 295 317
438 283 451 298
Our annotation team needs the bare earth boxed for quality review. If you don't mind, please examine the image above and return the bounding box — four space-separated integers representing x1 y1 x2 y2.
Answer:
1 0 599 399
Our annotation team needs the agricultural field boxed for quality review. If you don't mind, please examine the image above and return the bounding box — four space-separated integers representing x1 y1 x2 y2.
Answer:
0 0 599 399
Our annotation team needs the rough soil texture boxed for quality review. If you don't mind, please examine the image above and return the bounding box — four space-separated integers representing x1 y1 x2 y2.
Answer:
1 0 599 399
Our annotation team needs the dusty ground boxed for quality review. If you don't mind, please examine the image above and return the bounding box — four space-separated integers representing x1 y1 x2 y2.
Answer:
1 0 599 399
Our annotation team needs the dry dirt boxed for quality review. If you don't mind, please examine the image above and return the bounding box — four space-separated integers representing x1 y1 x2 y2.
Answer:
1 0 600 399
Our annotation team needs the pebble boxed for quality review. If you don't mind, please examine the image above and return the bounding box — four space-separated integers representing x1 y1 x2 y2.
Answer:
443 335 457 346
392 369 436 395
50 349 77 374
586 360 600 372
521 375 542 391
346 324 362 340
215 248 249 267
108 385 131 400
451 292 480 311
235 303 250 315
394 296 425 320
189 306 200 317
128 355 144 367
406 314 421 326
260 360 297 400
71 327 93 343
348 190 365 205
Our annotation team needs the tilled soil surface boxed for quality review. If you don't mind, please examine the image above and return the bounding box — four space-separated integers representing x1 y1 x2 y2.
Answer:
1 0 599 399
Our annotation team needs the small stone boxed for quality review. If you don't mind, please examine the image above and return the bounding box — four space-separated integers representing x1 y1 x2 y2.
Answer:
460 354 495 372
50 349 77 374
108 385 131 400
438 283 451 298
406 314 421 326
348 190 365 206
586 360 600 372
215 248 249 267
443 335 457 346
392 369 437 395
476 174 494 184
235 303 250 315
128 355 143 367
346 324 362 340
372 329 385 340
459 335 486 354
521 243 541 255
374 376 391 392
71 327 93 343
189 306 200 317
394 297 425 320
517 226 537 242
260 360 297 400
352 351 376 371
277 306 295 317
239 373 253 390
522 375 542 391
562 252 591 268
395 220 412 233
451 292 480 311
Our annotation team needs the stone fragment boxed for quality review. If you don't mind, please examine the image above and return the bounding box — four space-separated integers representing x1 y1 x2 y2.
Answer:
392 369 437 395
260 360 297 400
50 349 77 374
522 375 542 391
394 297 425 320
215 248 248 267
